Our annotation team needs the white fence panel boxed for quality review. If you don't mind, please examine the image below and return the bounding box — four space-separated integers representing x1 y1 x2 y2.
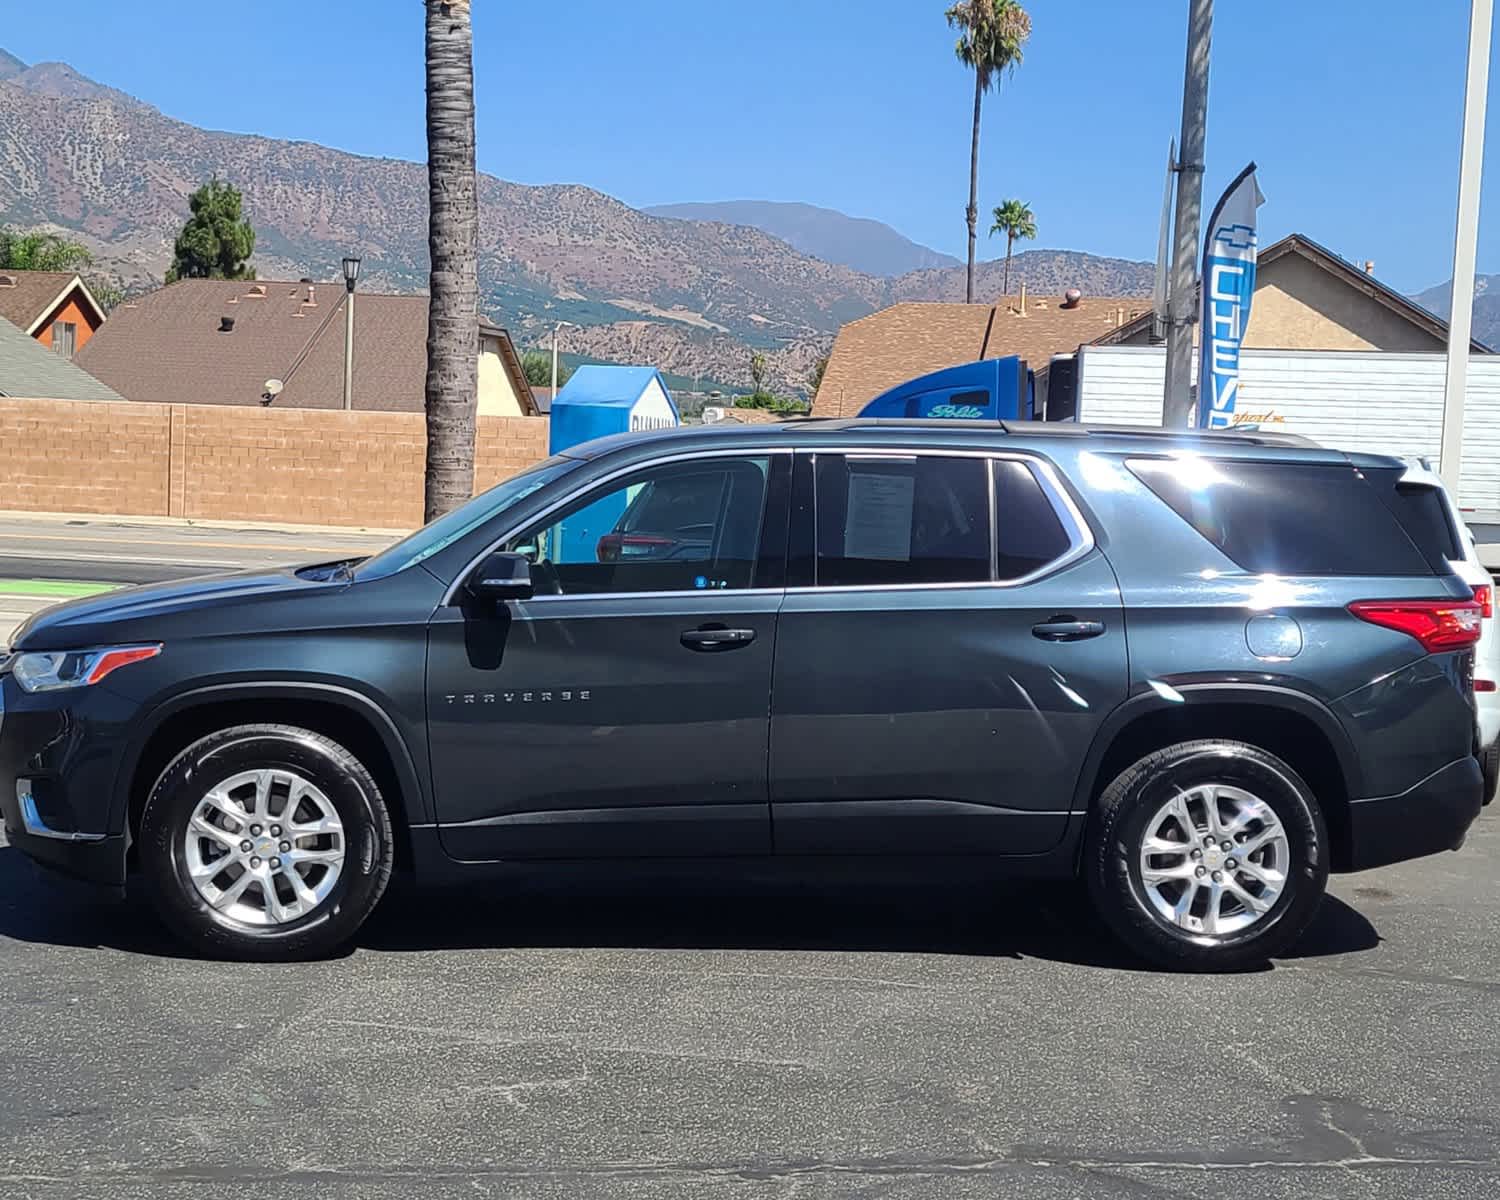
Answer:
1076 346 1500 510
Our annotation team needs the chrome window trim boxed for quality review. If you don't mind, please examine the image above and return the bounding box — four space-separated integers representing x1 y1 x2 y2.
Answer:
440 447 793 607
440 443 1096 607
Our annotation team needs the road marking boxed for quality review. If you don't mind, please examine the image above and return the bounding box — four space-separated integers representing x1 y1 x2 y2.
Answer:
0 532 386 554
0 549 243 568
0 579 118 598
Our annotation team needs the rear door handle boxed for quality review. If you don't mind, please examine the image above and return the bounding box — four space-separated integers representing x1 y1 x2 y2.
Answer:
1032 618 1106 642
681 626 757 652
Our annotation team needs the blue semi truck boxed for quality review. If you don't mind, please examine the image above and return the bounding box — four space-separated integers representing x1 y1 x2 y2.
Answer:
857 355 1077 422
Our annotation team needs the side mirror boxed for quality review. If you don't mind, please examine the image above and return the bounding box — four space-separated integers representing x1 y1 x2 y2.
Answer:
465 551 534 602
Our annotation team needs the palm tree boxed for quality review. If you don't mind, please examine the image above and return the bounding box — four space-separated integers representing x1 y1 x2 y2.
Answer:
945 0 1031 304
989 199 1037 296
423 0 480 521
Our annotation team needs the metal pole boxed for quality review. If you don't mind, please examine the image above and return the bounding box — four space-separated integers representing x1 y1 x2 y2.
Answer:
1163 0 1213 427
1440 0 1493 492
551 323 561 401
342 285 355 411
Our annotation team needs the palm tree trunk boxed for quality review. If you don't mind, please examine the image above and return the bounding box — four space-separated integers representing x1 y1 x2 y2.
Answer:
423 0 480 522
1004 231 1013 295
965 69 983 304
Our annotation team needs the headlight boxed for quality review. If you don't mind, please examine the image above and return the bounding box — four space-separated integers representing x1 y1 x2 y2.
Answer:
10 644 161 693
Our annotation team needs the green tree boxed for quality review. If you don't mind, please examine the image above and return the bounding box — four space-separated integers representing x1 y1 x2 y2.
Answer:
422 0 480 521
988 199 1037 296
521 350 573 389
165 179 256 282
0 227 94 272
807 353 830 401
749 350 769 396
946 0 1030 304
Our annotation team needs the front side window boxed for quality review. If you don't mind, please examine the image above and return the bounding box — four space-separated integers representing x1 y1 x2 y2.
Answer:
506 456 771 595
814 455 991 587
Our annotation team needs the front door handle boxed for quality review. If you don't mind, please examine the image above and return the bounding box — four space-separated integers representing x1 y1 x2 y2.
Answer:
1032 618 1106 642
681 626 757 652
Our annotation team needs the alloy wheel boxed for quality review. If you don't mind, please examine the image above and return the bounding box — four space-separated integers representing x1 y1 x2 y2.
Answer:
181 768 345 926
1135 783 1290 938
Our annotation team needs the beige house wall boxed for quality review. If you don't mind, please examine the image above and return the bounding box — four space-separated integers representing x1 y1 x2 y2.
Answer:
1243 255 1445 352
1115 254 1447 353
477 336 527 416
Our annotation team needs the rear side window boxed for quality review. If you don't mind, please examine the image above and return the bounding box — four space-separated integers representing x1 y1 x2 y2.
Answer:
1128 457 1434 576
993 460 1073 580
814 455 991 586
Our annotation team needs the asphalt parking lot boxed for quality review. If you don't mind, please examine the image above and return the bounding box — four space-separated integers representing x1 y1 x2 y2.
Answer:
1 813 1496 1199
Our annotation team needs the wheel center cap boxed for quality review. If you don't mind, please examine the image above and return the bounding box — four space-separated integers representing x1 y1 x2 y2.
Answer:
255 837 277 858
1204 846 1224 869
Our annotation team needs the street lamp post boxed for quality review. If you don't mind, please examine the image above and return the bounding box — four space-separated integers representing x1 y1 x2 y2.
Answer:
341 255 361 411
552 321 573 402
1440 0 1494 492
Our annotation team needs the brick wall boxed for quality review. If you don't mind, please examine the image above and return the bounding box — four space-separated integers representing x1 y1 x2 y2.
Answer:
0 398 550 528
0 398 173 515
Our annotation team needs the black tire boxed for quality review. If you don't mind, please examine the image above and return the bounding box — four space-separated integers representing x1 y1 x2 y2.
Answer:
139 724 393 961
1482 740 1499 807
1085 739 1329 972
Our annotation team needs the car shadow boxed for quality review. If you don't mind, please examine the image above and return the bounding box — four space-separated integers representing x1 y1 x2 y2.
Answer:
0 845 1381 970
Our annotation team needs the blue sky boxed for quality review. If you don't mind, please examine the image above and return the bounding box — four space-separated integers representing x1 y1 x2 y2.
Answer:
6 1 1497 293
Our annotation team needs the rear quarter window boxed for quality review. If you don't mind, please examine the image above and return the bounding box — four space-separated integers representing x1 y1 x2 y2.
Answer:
1127 457 1435 576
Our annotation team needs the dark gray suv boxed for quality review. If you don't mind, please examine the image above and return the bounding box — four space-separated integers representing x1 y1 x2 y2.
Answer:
0 420 1484 969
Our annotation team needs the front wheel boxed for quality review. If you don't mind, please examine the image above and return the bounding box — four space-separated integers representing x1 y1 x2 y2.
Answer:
139 724 393 960
1086 739 1329 971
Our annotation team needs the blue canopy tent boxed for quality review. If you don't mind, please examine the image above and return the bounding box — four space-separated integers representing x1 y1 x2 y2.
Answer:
547 365 681 561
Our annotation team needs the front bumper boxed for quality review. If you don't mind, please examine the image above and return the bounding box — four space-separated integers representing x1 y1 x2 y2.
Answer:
0 675 132 887
1342 755 1483 873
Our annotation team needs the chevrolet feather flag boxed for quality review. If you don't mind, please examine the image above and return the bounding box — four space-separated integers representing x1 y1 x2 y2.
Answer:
1197 164 1266 429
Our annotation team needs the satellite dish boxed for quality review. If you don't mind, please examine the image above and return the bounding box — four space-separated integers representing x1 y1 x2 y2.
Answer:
264 379 284 397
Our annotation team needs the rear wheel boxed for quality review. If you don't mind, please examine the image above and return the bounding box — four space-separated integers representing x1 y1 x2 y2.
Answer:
1482 740 1499 807
1086 739 1328 971
139 724 393 960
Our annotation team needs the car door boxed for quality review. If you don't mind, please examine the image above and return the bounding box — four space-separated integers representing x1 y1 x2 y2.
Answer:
428 449 789 861
769 448 1127 855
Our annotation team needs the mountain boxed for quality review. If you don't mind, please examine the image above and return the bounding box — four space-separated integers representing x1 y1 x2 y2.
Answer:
0 50 1152 393
890 249 1155 304
1411 276 1500 349
644 200 960 277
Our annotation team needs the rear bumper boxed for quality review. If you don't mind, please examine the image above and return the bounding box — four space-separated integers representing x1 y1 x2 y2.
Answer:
1342 755 1483 873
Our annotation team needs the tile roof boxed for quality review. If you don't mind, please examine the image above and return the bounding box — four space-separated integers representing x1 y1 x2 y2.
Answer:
0 313 122 401
0 270 96 334
75 278 536 411
812 297 1149 418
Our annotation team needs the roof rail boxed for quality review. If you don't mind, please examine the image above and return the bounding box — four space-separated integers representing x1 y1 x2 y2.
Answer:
999 420 1321 448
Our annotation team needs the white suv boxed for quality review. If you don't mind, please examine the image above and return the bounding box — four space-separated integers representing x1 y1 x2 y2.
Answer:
1404 459 1500 801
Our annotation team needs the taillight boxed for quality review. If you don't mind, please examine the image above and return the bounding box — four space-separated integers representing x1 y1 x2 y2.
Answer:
596 532 673 563
1477 679 1497 692
1476 584 1493 619
1348 599 1483 652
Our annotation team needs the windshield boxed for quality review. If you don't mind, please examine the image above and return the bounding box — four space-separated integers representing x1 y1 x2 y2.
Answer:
357 455 583 579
